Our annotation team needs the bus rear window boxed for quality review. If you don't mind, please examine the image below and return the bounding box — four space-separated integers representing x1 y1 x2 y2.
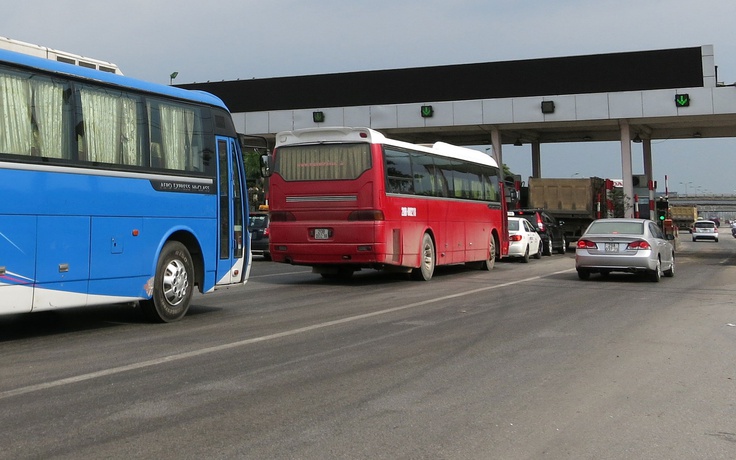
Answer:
274 143 371 181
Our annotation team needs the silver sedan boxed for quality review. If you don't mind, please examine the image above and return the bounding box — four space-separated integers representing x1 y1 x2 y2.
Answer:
575 218 675 282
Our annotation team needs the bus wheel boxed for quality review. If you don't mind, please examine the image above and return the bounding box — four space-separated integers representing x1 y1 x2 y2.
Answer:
142 241 193 323
411 233 435 281
480 238 496 271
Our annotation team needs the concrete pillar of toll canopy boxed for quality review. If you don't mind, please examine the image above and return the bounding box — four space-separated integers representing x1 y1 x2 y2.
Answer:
642 139 653 186
619 120 635 218
491 127 502 171
531 141 541 178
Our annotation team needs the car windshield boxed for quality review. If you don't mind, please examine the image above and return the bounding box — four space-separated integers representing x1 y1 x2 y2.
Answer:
249 215 268 229
508 220 520 231
586 221 644 235
694 221 715 228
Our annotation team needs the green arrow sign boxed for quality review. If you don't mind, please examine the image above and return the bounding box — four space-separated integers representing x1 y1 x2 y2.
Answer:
421 105 434 118
675 94 690 107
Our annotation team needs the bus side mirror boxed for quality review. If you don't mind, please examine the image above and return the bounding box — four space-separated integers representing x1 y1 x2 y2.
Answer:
260 154 272 177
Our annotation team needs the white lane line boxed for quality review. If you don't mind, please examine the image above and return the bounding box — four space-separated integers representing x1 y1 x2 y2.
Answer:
0 269 573 400
250 269 312 278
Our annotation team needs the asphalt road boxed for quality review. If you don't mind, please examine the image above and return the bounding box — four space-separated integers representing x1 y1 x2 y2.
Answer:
2 234 736 459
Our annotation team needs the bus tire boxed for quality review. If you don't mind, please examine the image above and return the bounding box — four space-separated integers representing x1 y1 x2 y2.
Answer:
141 241 194 323
411 233 435 281
481 237 496 270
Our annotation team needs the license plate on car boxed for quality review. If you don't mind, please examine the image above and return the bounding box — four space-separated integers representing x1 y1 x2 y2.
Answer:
605 243 619 252
314 228 330 240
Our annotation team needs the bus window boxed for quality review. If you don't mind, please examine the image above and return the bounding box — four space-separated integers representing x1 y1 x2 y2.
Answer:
385 147 414 194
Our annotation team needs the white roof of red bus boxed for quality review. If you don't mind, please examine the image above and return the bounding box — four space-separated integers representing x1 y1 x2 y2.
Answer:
275 127 498 168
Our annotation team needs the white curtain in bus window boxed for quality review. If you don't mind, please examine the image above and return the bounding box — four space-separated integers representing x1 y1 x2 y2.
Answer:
0 74 32 155
277 144 370 181
80 88 139 165
32 80 66 158
482 169 500 202
158 104 195 171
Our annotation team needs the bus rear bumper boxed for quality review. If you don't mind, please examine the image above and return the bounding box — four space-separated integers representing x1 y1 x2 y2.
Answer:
270 242 398 266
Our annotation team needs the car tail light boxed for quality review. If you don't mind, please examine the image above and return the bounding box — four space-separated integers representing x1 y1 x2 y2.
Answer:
509 234 522 241
626 240 651 250
264 227 270 236
576 239 596 249
270 211 296 222
536 215 545 232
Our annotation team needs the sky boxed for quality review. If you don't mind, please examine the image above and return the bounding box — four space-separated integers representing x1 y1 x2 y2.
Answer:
3 0 736 194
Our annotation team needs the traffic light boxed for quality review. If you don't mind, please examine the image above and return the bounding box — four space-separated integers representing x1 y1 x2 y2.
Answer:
656 198 668 223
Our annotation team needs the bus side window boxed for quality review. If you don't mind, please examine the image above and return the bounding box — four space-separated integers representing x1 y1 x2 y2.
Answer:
433 156 453 197
385 148 414 194
411 153 434 196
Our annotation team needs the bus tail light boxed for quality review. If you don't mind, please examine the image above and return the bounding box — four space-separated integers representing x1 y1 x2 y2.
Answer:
270 211 296 222
348 210 385 221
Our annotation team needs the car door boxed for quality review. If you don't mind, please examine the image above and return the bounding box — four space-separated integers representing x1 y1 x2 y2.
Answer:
530 220 542 253
649 222 672 266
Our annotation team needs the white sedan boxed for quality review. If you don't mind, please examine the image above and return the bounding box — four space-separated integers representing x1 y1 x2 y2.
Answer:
507 217 542 262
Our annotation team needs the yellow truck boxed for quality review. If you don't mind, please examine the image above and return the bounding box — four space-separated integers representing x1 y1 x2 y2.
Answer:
527 177 607 248
669 206 698 230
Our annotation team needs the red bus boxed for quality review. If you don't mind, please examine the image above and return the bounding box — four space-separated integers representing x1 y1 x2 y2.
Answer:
264 127 508 280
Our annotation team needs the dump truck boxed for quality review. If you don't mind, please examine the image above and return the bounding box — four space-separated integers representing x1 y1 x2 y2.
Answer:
669 205 698 230
526 177 607 248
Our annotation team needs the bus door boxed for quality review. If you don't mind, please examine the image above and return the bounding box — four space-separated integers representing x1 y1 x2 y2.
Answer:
216 137 250 286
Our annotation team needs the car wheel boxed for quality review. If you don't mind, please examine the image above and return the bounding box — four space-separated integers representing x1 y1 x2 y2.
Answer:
649 257 662 282
577 269 590 280
522 245 530 263
557 235 566 254
411 233 435 281
663 254 675 277
543 236 552 256
533 241 542 259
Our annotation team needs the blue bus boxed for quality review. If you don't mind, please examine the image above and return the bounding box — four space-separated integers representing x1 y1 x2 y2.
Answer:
0 48 251 322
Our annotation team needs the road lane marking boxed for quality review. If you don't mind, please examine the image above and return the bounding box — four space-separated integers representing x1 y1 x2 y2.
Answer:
0 269 574 400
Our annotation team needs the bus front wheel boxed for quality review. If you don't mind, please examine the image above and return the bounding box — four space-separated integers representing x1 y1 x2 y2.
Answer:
142 241 194 323
411 233 435 281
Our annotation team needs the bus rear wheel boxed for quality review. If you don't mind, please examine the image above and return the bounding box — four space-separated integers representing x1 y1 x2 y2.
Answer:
141 241 194 323
411 233 435 281
476 237 496 271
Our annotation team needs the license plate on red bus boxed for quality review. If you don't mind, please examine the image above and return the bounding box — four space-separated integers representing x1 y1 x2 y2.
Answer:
314 228 330 240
